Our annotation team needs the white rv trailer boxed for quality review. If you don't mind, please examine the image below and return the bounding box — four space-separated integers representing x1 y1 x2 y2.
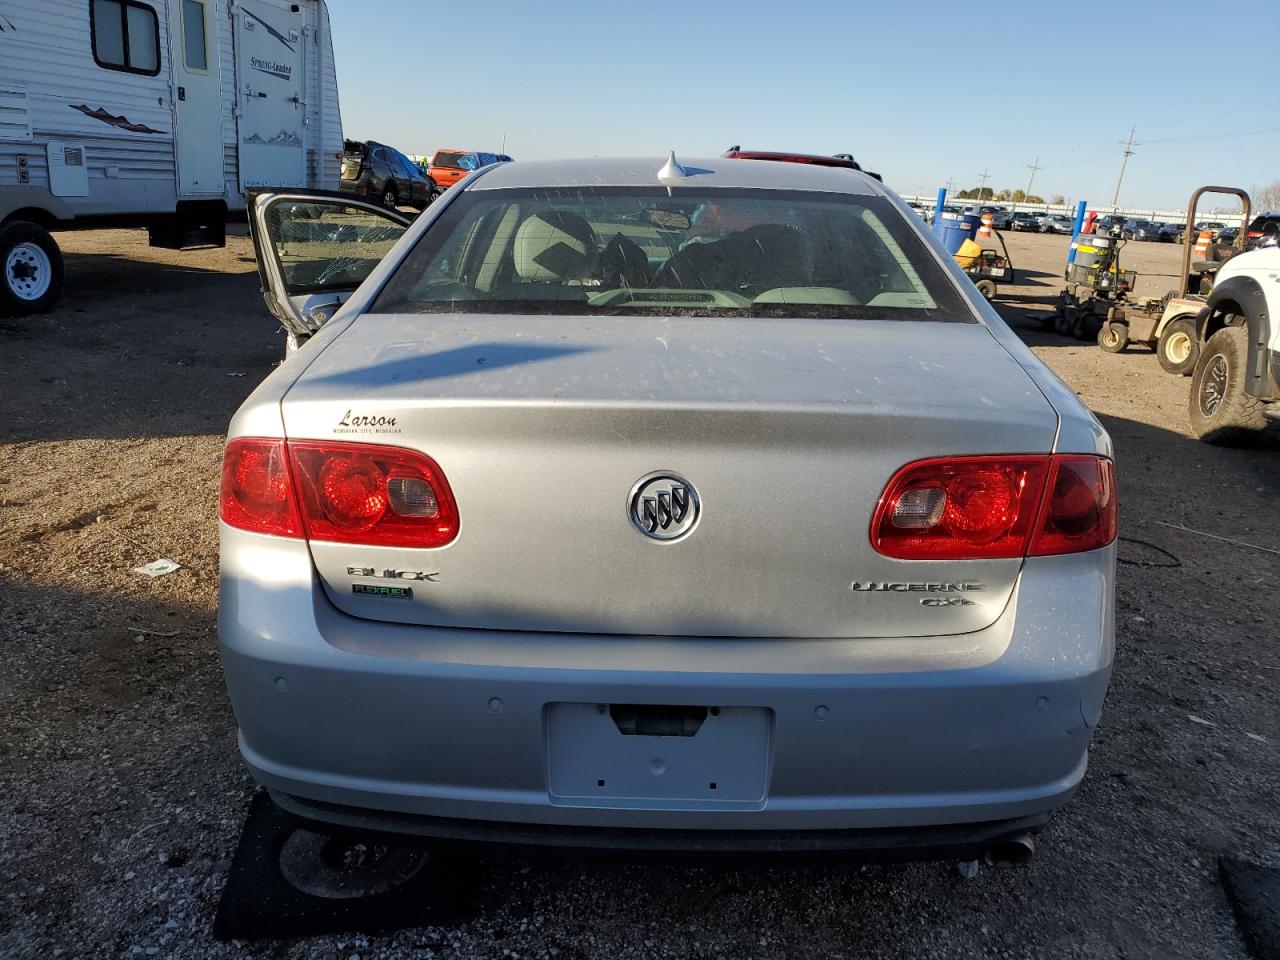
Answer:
0 0 342 314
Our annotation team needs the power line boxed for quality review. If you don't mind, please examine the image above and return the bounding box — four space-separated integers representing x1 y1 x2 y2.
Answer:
1143 120 1280 145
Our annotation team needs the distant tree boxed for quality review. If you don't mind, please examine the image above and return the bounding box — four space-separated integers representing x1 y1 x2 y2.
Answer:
1252 180 1280 212
1051 194 1066 205
1026 194 1045 204
957 186 994 200
1012 189 1026 202
995 189 1013 201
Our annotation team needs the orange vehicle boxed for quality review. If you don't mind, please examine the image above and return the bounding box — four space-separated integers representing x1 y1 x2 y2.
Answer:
426 149 509 189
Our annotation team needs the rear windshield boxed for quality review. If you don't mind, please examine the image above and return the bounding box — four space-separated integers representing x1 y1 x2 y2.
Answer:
431 151 468 169
372 187 973 321
1248 216 1280 234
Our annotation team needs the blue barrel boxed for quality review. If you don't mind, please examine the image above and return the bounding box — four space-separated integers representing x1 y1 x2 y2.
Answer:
931 213 981 255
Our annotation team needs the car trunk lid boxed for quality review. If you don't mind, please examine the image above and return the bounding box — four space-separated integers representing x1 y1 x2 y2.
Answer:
280 314 1058 638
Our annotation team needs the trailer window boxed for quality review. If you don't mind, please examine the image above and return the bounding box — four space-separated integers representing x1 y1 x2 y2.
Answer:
92 0 161 76
182 0 208 71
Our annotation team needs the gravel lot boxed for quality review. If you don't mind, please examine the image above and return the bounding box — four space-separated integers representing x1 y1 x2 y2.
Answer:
1 226 1277 959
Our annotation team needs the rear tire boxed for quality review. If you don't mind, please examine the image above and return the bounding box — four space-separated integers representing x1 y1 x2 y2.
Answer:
975 278 996 299
1156 317 1198 376
1098 321 1129 353
382 186 398 210
1188 325 1269 444
0 221 64 316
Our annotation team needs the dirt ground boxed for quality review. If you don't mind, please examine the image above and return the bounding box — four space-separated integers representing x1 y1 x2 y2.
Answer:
1 226 1277 960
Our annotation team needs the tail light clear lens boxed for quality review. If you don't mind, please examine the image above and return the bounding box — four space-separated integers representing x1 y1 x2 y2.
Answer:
219 438 458 548
872 455 1115 560
220 438 301 538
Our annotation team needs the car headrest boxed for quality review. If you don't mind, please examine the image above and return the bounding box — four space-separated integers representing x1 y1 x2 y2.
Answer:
513 211 598 281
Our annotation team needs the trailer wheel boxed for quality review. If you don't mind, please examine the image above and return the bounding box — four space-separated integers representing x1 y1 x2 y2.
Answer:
1188 325 1268 445
0 221 64 317
1098 321 1129 353
974 278 996 299
1156 317 1198 376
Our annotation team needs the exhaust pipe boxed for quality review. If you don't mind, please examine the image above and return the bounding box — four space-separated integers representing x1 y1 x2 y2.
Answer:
985 832 1035 865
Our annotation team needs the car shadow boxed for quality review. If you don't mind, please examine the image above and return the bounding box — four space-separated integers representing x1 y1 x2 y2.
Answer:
0 247 278 444
302 342 600 389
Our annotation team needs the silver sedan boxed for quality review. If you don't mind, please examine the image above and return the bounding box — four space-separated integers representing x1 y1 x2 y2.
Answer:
220 155 1116 860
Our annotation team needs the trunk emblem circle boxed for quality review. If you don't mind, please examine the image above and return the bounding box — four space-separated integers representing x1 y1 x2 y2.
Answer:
628 473 700 542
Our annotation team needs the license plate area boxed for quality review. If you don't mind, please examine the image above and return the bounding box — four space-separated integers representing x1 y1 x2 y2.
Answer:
546 702 773 809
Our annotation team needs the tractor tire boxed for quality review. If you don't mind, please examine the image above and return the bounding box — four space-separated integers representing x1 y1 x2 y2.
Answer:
0 220 64 316
1097 321 1129 353
1188 325 1269 445
1156 317 1198 376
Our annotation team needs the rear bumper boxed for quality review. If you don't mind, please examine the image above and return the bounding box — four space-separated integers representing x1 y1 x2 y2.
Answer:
218 527 1114 846
274 791 1049 861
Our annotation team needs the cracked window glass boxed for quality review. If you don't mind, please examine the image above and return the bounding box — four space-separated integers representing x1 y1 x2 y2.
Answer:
267 200 406 295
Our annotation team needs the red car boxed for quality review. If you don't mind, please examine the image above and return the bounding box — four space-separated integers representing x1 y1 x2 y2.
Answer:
426 150 510 190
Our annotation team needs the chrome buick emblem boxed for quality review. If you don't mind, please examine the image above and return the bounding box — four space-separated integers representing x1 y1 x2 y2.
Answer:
628 472 700 541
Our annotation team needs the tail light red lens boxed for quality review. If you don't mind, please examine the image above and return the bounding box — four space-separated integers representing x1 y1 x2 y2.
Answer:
288 441 459 547
1028 455 1116 556
219 438 459 548
220 439 302 538
872 455 1115 560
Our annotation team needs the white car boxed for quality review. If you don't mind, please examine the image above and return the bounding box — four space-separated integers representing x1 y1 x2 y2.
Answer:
1187 244 1280 442
1039 214 1074 235
220 155 1116 860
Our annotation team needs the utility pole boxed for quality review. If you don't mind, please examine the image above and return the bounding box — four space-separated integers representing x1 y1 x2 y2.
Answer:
1111 126 1137 209
1010 156 1041 222
1024 156 1042 205
976 167 991 202
944 176 956 196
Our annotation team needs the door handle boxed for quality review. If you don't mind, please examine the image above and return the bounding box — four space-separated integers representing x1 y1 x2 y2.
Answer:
177 86 186 101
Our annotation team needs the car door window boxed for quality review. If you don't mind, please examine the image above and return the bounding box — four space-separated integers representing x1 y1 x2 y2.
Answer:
265 199 407 294
393 151 419 180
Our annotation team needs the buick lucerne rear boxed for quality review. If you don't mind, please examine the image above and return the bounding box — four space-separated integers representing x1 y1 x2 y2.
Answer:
219 157 1115 858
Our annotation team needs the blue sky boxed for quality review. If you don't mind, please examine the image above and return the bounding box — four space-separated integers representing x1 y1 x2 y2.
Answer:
329 0 1280 211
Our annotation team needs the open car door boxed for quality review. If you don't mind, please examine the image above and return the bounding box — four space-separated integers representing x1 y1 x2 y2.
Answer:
246 189 411 351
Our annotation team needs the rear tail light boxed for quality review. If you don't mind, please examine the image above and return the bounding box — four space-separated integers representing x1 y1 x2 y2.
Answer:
220 438 302 538
219 438 459 548
1030 455 1117 556
871 455 1115 560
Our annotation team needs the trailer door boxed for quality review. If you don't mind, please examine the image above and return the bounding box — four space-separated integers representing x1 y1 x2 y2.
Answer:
234 0 307 187
170 0 225 196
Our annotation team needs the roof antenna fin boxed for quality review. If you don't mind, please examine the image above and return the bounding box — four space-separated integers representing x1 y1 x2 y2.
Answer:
657 151 687 182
